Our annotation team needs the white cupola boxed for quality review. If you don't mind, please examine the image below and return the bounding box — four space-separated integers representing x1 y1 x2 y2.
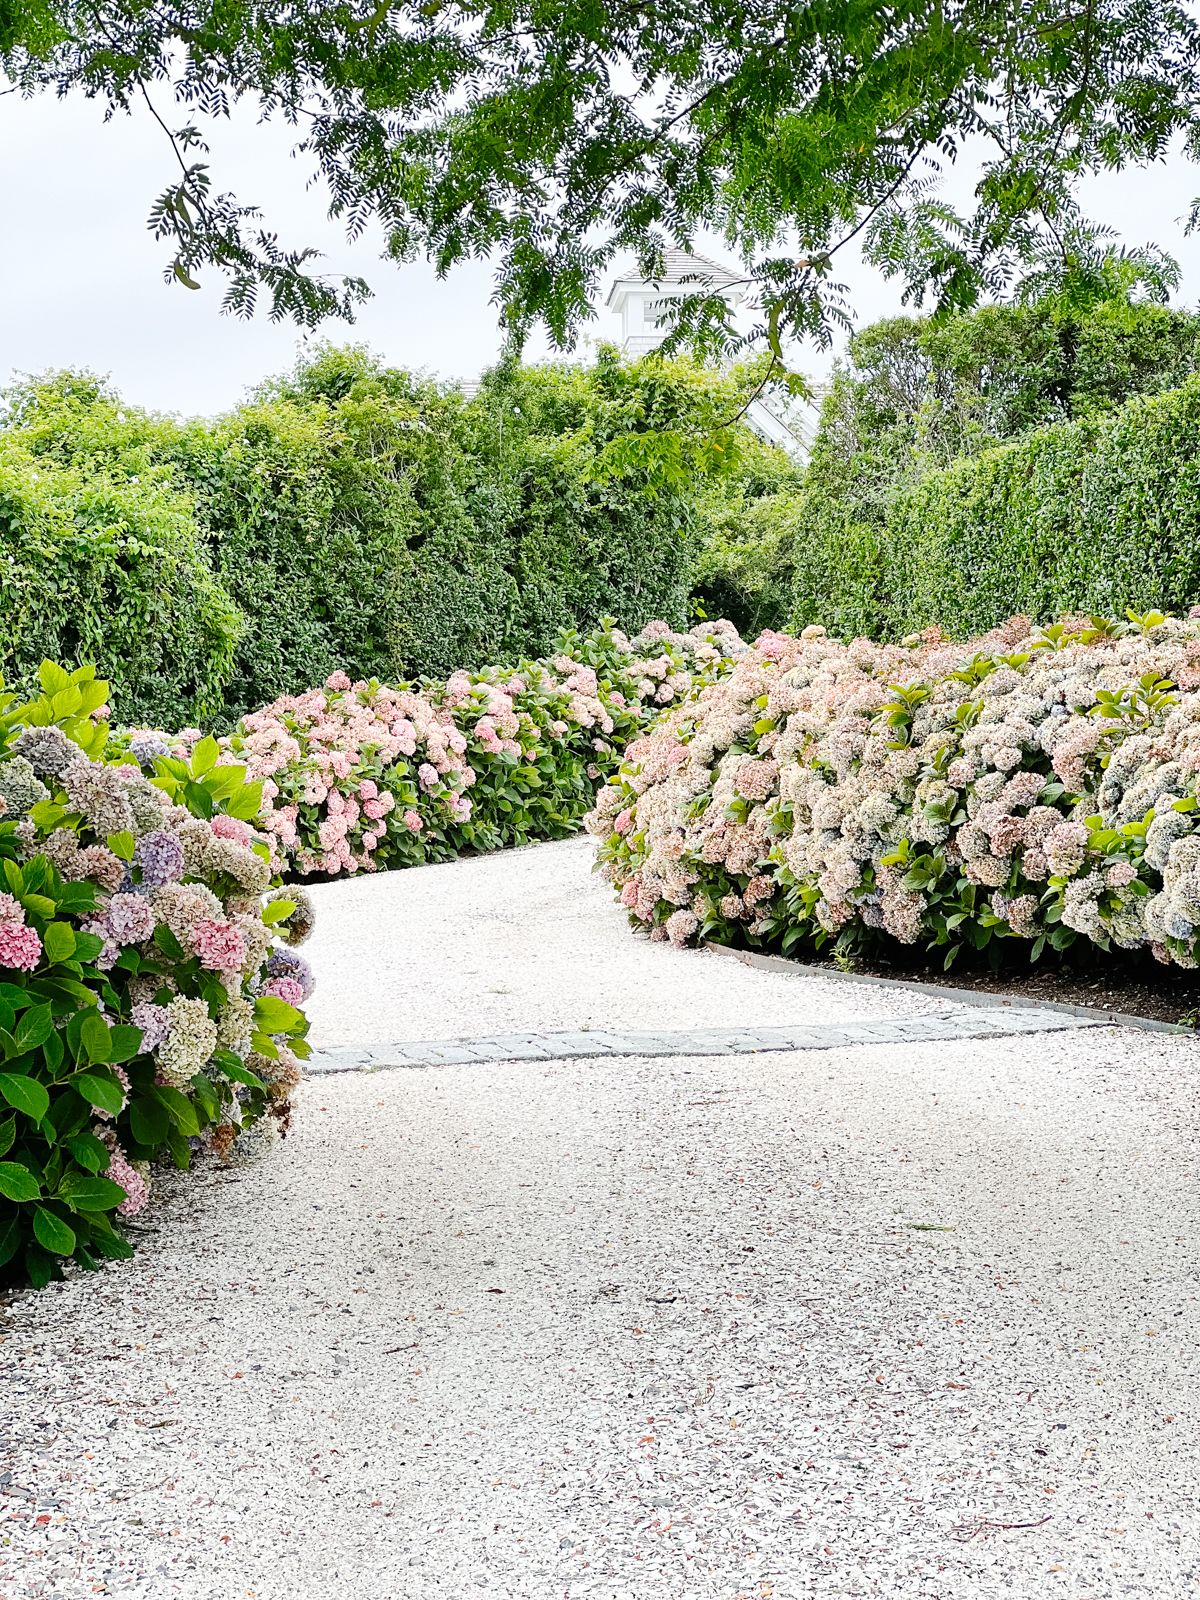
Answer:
605 247 746 356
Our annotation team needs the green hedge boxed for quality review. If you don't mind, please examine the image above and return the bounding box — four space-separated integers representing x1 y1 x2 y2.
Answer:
2 351 779 724
0 436 240 725
788 374 1200 636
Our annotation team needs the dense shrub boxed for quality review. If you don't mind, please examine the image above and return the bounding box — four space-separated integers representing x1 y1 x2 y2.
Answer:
0 432 240 726
807 279 1200 508
2 352 783 723
788 375 1200 638
0 663 312 1288
757 272 1200 640
687 428 804 635
181 620 748 878
588 613 1200 973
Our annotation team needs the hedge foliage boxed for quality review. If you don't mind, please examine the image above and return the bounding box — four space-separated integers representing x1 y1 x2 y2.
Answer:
0 429 240 727
1 351 780 726
790 374 1200 638
694 277 1200 639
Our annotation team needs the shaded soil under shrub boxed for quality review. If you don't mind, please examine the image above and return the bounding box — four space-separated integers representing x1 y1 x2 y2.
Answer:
807 946 1200 1027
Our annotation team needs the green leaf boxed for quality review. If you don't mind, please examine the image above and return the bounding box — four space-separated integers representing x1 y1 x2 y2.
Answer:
14 1003 55 1053
55 882 100 916
154 924 186 961
106 831 136 863
153 1084 200 1134
0 1213 22 1266
24 1243 55 1287
129 1097 169 1148
73 932 105 963
38 660 71 696
58 1173 127 1212
41 1026 64 1074
42 921 78 965
71 1071 125 1115
66 1131 111 1172
76 679 110 716
225 782 264 821
254 994 304 1034
49 684 83 719
0 1072 49 1121
191 734 220 776
0 1160 40 1202
183 780 214 818
33 1206 76 1256
0 1115 13 1158
0 982 32 1012
212 1054 265 1089
90 1231 134 1262
22 893 56 919
28 799 68 831
80 1011 113 1064
164 1124 192 1169
261 899 295 926
107 1024 144 1064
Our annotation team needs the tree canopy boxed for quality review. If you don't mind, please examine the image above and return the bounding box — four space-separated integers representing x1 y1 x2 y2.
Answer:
4 1 1200 357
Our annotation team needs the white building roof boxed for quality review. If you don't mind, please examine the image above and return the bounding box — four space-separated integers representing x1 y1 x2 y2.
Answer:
605 247 743 308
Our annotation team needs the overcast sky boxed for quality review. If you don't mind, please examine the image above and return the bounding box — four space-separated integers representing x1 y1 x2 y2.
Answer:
3 86 1200 418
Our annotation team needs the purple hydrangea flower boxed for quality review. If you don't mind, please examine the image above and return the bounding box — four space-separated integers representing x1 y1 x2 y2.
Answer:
129 732 172 770
130 1001 171 1053
135 829 184 888
265 949 315 1001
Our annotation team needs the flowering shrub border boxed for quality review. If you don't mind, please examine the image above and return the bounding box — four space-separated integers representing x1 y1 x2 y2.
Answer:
196 620 749 878
0 663 313 1289
588 612 1200 973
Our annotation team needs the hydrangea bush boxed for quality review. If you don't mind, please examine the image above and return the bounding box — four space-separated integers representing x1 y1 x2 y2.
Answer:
587 612 1200 971
216 620 747 877
0 663 312 1288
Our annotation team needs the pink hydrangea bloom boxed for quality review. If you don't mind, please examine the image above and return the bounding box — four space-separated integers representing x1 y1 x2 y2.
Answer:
105 1143 149 1216
0 923 41 971
264 977 305 1007
191 918 248 973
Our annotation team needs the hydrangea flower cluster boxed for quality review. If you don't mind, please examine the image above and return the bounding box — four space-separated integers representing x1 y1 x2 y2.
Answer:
221 620 748 877
588 613 1200 971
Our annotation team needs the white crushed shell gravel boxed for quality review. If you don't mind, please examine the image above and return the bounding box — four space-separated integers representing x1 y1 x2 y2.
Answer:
300 836 949 1048
3 841 1200 1599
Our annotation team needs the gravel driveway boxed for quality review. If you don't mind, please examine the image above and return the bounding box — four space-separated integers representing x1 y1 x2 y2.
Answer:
3 840 1199 1598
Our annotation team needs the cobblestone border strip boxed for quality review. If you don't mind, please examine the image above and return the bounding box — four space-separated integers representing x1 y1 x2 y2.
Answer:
703 942 1195 1036
309 1006 1103 1075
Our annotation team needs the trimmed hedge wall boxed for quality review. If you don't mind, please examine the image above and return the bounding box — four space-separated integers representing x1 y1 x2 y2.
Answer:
789 374 1200 636
1 351 771 725
0 436 240 726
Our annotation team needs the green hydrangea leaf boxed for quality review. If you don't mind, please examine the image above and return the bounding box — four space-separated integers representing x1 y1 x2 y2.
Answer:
32 1206 76 1256
0 1072 49 1122
0 1161 40 1202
